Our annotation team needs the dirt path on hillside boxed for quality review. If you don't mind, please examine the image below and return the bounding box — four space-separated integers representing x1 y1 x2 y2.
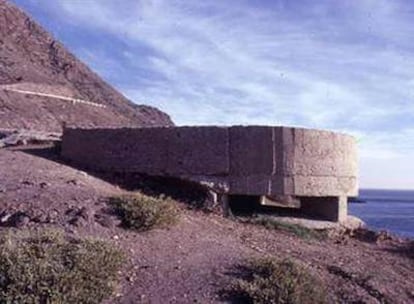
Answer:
0 146 413 303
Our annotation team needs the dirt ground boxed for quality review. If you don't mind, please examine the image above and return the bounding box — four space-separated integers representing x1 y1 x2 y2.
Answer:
0 145 413 304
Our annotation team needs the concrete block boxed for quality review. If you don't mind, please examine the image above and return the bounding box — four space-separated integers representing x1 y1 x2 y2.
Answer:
269 175 284 194
229 174 271 195
262 195 301 208
167 127 229 175
291 128 357 177
272 127 284 175
293 175 336 196
219 194 231 216
281 127 295 175
62 128 109 168
338 177 358 197
269 175 295 195
293 175 356 196
118 127 171 174
229 126 274 176
300 196 347 222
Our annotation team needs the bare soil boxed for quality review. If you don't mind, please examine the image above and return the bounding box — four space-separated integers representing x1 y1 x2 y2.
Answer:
0 145 413 304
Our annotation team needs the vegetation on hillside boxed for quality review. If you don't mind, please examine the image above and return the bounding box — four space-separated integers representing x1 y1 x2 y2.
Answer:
110 193 179 232
226 257 328 304
239 215 328 240
0 229 124 304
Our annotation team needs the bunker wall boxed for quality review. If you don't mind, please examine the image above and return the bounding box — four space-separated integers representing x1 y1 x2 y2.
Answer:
61 126 358 197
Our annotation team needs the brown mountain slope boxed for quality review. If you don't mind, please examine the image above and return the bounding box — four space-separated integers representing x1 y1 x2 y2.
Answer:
0 0 173 132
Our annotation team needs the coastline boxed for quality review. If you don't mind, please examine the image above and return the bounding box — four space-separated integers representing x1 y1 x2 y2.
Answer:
349 189 414 239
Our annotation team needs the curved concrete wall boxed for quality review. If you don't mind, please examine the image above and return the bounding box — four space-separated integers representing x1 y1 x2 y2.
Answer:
61 126 358 198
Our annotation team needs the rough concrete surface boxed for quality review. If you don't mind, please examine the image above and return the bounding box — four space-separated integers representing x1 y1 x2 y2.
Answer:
62 126 357 196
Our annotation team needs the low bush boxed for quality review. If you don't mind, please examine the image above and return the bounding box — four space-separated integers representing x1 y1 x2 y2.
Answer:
0 229 124 304
110 193 179 231
227 258 327 304
240 215 327 240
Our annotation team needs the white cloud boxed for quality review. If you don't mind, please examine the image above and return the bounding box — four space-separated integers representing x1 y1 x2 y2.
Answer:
20 0 414 189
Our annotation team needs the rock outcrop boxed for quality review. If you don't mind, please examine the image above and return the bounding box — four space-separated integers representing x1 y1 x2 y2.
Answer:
0 0 173 132
0 128 60 148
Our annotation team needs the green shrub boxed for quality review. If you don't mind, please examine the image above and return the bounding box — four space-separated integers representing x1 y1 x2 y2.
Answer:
228 258 327 304
240 215 327 240
110 193 178 231
0 229 124 304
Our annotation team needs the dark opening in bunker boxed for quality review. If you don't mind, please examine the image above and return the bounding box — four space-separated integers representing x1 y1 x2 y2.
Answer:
228 195 262 215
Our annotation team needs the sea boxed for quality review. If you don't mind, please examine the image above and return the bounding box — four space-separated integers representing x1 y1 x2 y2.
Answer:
349 189 414 239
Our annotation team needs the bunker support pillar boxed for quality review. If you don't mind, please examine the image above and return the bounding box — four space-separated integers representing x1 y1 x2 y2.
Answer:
300 196 347 222
218 193 232 217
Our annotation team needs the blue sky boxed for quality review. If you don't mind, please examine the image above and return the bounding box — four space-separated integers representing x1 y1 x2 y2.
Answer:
12 0 414 189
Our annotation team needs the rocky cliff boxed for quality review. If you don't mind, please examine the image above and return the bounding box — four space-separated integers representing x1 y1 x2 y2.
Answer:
0 0 173 132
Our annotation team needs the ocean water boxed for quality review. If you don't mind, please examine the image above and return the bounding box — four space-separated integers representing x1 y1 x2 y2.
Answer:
349 189 414 238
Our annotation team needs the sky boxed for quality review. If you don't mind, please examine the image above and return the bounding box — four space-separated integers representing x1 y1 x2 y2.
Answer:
11 0 414 190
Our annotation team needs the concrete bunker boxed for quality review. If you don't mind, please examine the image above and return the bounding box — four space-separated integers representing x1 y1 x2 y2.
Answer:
61 126 358 222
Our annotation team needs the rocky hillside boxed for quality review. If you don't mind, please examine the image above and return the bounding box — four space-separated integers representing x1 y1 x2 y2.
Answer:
0 0 173 132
